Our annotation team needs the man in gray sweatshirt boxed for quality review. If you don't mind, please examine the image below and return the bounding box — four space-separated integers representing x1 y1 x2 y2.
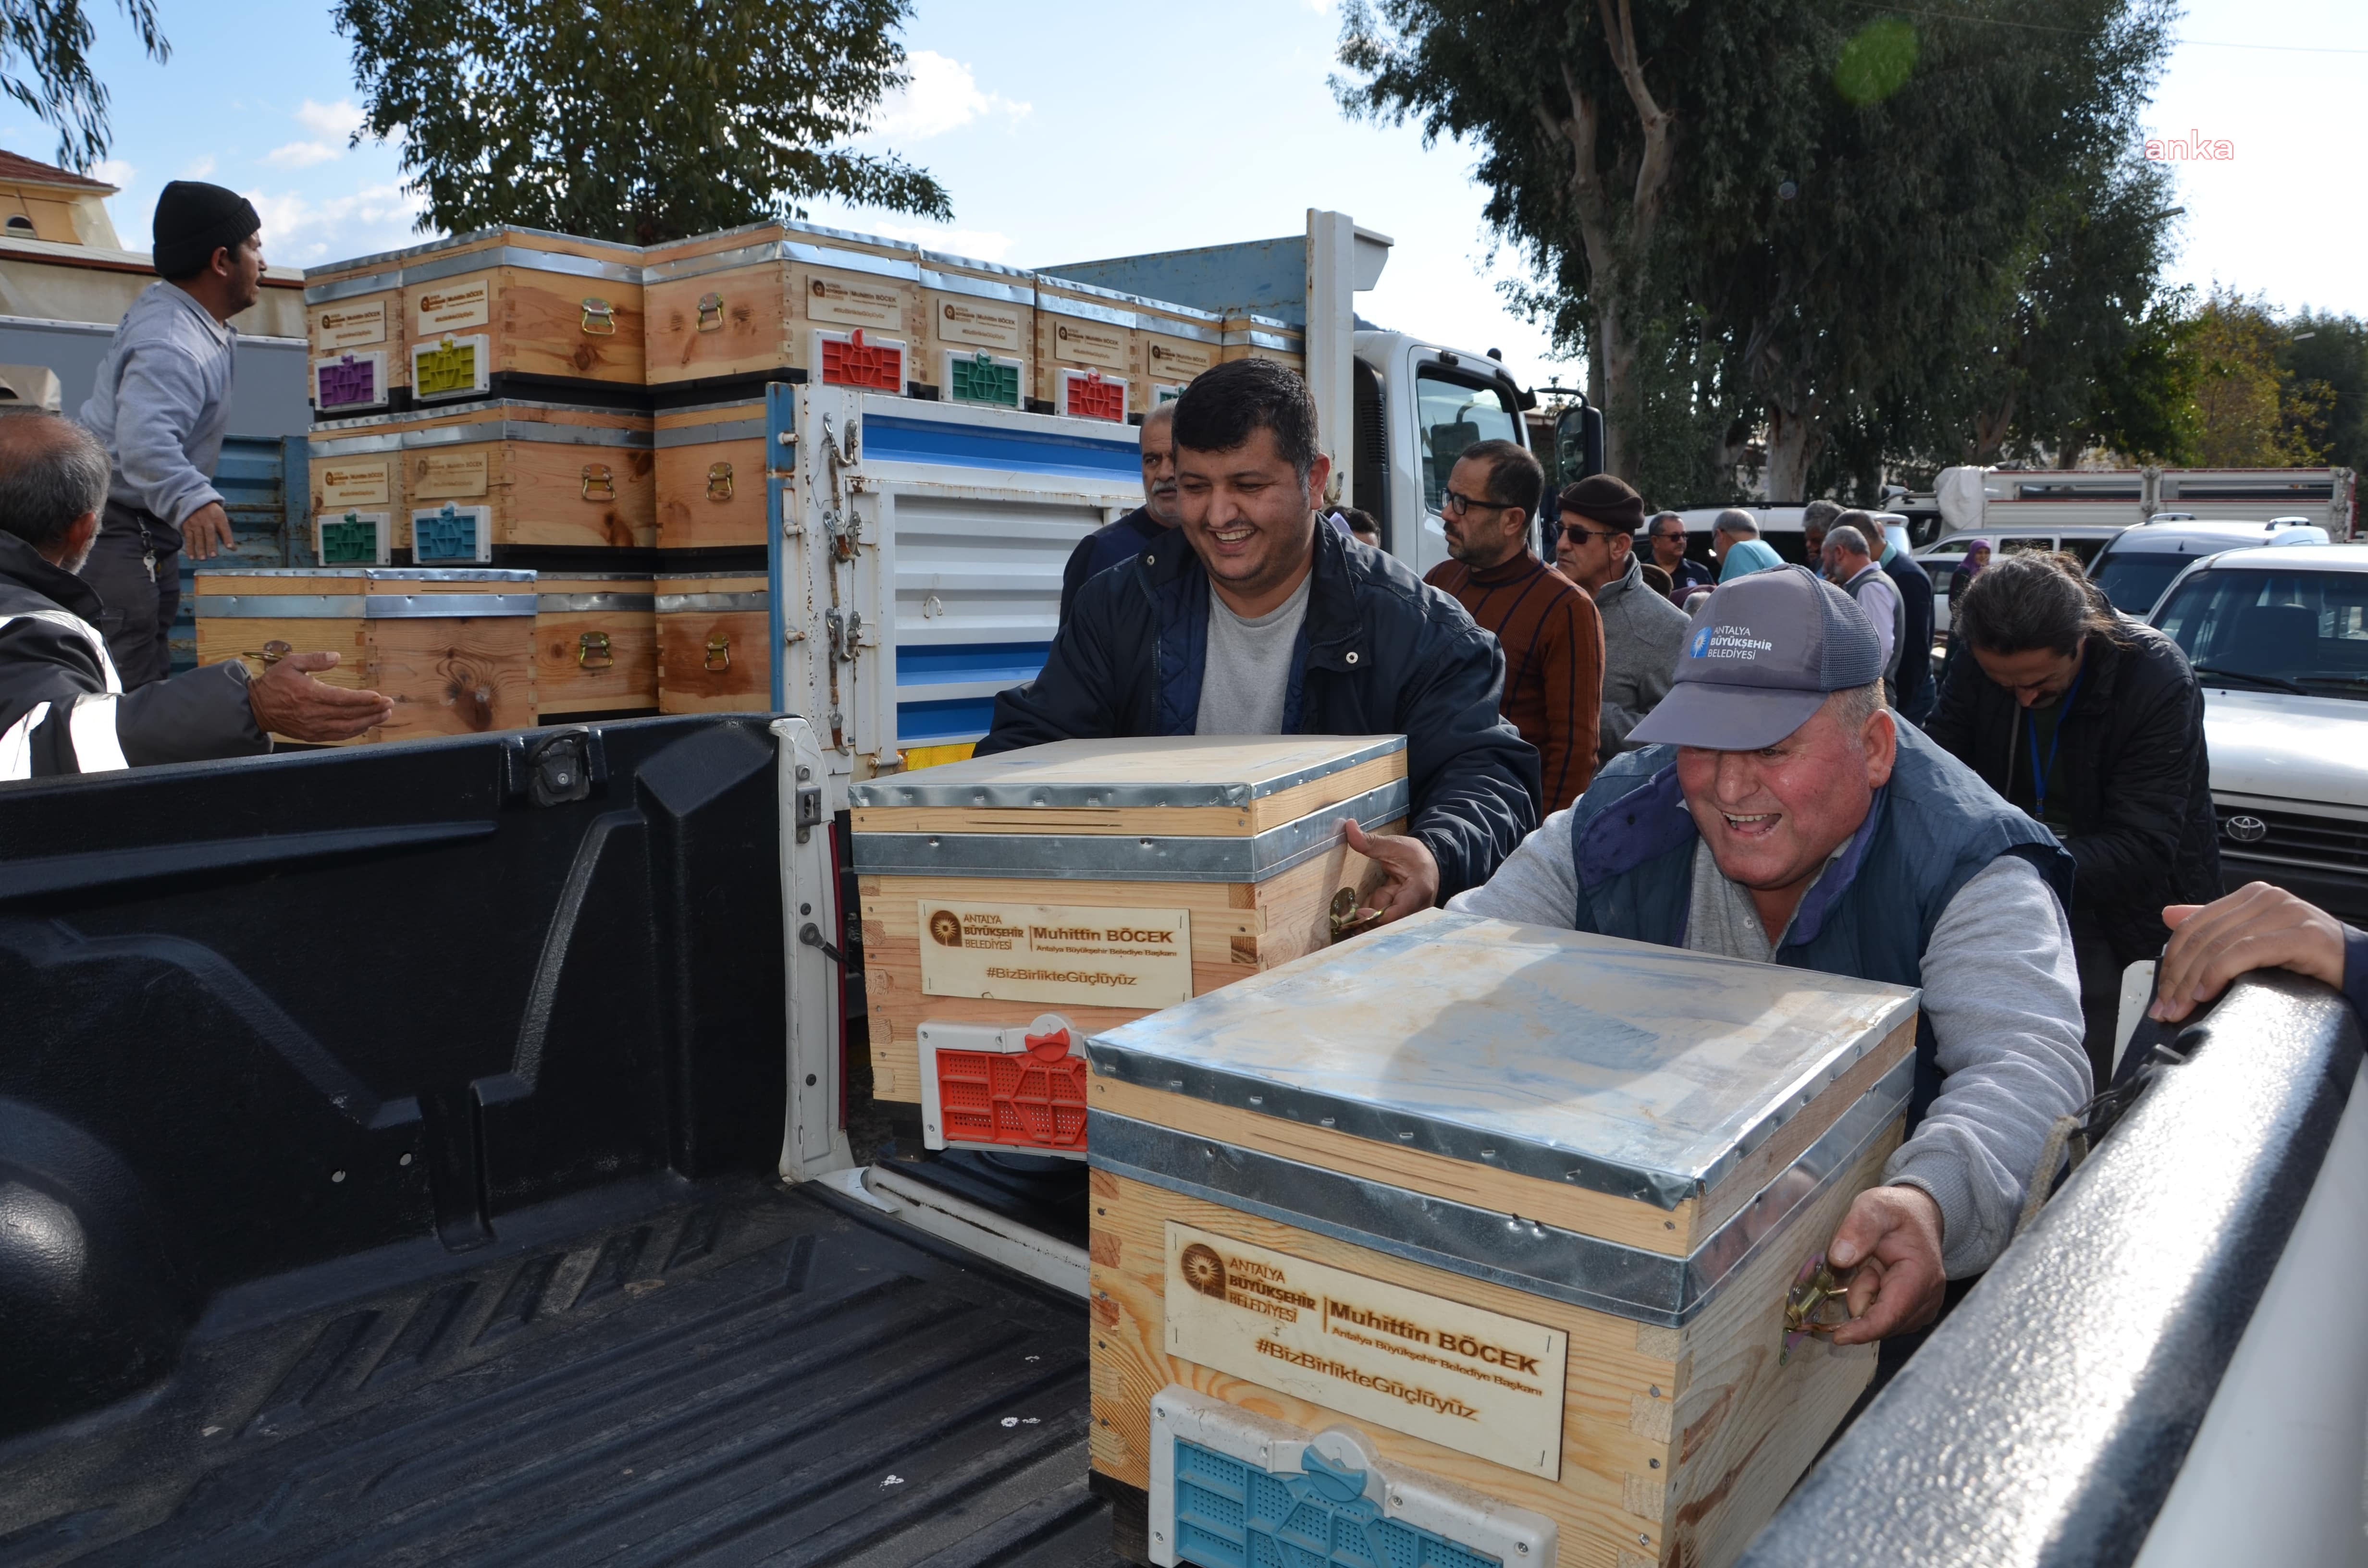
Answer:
76 180 263 685
1449 565 2089 1343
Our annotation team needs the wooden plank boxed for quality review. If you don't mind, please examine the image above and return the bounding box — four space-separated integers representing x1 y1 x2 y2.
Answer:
847 751 1407 838
366 616 535 739
1089 1169 1677 1564
644 268 793 383
496 267 645 385
654 434 767 551
1090 1075 1700 1259
534 604 657 715
655 604 769 711
500 439 656 549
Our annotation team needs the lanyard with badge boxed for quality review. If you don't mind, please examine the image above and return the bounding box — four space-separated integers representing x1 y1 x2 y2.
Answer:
2026 664 2086 823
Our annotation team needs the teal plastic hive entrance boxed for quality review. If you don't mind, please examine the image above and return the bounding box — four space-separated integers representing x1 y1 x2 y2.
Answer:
1171 1438 1501 1568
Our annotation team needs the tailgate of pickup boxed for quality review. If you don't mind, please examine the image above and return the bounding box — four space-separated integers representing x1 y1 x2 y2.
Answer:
0 1175 1122 1566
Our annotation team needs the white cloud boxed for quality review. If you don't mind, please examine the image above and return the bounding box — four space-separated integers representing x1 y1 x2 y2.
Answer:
266 100 369 168
246 181 429 261
853 218 1016 263
91 158 135 187
868 52 1029 142
180 155 215 179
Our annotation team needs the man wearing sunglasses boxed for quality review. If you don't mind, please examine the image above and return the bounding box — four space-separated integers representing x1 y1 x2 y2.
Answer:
1425 439 1603 810
1647 511 1714 605
1556 474 1689 764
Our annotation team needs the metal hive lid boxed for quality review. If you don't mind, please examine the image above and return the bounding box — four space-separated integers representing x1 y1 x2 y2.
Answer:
1086 910 1919 1209
848 735 1406 810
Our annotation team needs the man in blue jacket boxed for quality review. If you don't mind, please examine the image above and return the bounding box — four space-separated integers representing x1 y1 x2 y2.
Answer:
979 358 1540 918
1058 401 1178 625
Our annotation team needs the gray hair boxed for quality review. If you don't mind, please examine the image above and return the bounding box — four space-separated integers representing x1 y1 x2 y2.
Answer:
1713 508 1760 539
0 415 110 550
1830 680 1888 737
1825 524 1872 558
1140 400 1175 430
1802 499 1843 532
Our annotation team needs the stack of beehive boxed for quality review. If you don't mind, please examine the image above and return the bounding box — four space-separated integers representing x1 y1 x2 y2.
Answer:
207 218 1300 743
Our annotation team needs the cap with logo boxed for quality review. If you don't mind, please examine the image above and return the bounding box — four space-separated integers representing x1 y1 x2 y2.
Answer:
1629 564 1883 750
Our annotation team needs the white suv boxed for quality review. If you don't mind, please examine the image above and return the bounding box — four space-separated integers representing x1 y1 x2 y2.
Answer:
2150 543 2368 922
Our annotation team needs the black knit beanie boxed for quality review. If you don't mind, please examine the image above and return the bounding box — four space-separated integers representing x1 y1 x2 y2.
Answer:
1560 473 1646 533
152 181 261 280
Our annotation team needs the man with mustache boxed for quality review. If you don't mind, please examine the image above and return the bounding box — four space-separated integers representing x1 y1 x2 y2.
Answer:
1451 564 2089 1346
1058 400 1180 625
982 358 1540 919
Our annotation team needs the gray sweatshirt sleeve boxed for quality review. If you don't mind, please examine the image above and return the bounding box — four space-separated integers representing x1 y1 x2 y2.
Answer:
1885 853 2091 1278
1445 807 1580 927
109 341 225 526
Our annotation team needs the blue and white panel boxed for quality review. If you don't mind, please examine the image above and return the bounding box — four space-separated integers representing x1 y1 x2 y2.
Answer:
1147 1384 1554 1568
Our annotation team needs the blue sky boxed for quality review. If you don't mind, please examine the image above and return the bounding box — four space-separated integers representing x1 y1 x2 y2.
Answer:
49 0 2368 388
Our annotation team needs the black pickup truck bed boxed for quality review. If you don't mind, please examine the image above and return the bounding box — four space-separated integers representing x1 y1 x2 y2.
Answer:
0 718 1121 1567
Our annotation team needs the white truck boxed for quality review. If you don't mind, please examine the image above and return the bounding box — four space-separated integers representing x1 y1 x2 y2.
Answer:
1929 463 2358 541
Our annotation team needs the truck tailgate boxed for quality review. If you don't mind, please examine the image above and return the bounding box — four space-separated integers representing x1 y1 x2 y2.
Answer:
0 1175 1121 1567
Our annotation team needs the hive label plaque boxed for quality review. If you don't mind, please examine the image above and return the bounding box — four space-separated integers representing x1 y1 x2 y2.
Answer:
1145 337 1214 380
412 451 490 499
916 900 1191 1008
807 274 903 331
313 301 387 352
414 274 492 335
1051 318 1129 370
1163 1221 1567 1479
935 297 1025 352
318 460 391 508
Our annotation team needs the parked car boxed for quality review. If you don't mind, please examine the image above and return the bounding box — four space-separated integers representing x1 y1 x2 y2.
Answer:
2091 516 2332 618
2149 542 2368 922
1917 523 2134 638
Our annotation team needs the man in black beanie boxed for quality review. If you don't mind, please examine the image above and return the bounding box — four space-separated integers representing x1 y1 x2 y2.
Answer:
74 180 265 684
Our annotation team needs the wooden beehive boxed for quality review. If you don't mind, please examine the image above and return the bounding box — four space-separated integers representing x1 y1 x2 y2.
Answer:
654 396 767 552
313 400 655 562
192 567 537 743
849 736 1411 1153
655 571 769 712
534 572 658 720
1083 911 1920 1568
306 249 406 413
1131 296 1223 411
642 221 919 392
1034 274 1140 423
397 227 646 402
1220 312 1307 375
918 252 1034 411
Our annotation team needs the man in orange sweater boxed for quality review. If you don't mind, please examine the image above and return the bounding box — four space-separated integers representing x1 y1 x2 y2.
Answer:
1423 440 1603 810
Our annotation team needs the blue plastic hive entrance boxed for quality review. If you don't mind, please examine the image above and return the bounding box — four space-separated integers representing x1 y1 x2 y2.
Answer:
1171 1438 1501 1568
414 504 479 561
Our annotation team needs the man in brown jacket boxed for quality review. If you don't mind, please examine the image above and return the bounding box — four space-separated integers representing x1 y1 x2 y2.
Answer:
1423 440 1603 810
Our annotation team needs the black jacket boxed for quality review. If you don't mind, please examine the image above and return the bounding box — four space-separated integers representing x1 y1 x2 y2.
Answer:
1884 550 1936 724
982 519 1542 900
1058 506 1165 626
0 530 265 780
1924 618 2220 963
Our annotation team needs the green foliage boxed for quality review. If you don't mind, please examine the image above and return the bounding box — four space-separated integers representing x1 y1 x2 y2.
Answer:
2186 288 2333 467
0 0 168 171
2279 311 2368 476
1832 17 1916 107
334 0 950 245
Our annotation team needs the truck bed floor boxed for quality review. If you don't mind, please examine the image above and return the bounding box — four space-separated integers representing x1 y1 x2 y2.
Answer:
0 1176 1125 1568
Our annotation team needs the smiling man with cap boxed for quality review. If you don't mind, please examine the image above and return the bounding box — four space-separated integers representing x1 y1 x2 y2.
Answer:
74 180 265 685
1451 564 2091 1348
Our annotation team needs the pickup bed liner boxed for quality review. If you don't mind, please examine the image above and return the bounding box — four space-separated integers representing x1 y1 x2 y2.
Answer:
0 1176 1122 1567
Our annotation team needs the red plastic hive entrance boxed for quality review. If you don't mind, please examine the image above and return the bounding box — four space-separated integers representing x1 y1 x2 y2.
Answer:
821 329 904 392
933 1027 1088 1151
1066 371 1126 422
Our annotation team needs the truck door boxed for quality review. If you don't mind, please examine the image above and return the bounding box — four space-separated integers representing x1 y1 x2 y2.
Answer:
1408 363 1525 577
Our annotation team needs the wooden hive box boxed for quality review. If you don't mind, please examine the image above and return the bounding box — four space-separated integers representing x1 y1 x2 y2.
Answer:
313 400 655 563
534 571 657 721
192 567 538 743
849 735 1410 1156
396 227 646 404
1220 312 1306 376
654 396 767 553
642 220 920 393
1083 910 1920 1568
1131 295 1224 411
1034 274 1141 423
655 571 769 712
306 248 407 416
306 419 401 562
917 250 1035 411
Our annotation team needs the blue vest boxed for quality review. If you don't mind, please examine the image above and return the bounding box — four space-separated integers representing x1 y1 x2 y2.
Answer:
1566 724 2073 1122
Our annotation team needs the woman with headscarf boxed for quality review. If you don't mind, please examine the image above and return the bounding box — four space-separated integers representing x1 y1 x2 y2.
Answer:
1949 539 1992 612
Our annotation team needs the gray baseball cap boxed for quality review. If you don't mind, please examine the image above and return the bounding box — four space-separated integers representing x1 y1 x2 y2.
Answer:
1629 564 1884 749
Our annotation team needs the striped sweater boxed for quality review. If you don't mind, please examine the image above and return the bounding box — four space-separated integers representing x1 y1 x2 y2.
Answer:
1424 551 1603 811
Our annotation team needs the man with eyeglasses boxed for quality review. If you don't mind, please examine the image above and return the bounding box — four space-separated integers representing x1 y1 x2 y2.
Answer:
1648 510 1714 605
1423 439 1602 809
1556 475 1689 763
